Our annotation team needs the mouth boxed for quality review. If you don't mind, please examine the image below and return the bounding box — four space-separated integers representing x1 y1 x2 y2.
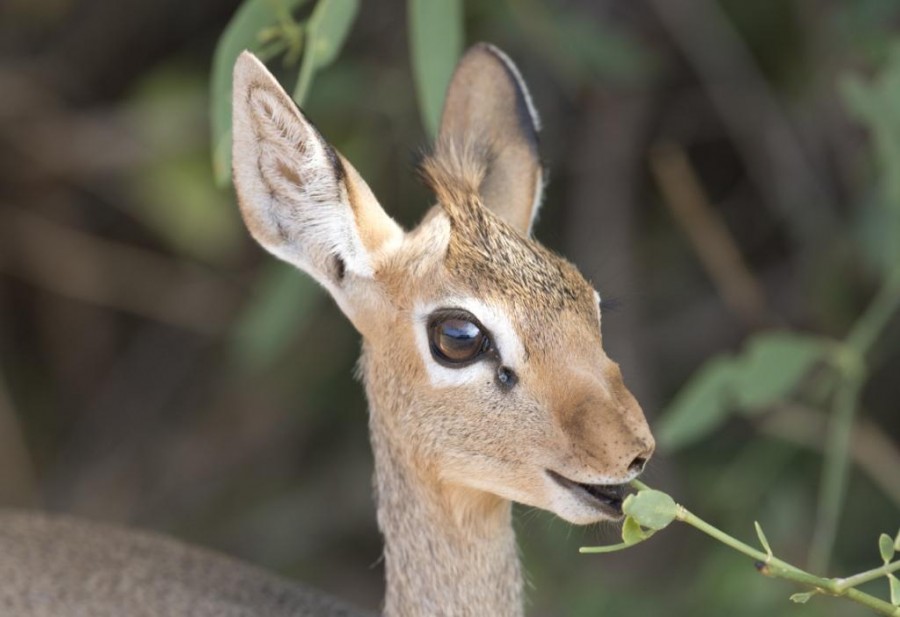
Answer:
546 470 629 518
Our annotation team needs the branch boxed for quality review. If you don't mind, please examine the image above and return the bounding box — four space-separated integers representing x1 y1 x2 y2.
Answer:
649 141 771 328
0 207 238 334
758 403 900 510
582 484 900 616
645 0 838 249
808 379 863 572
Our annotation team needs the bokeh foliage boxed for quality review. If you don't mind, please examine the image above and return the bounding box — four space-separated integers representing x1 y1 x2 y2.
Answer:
0 1 898 616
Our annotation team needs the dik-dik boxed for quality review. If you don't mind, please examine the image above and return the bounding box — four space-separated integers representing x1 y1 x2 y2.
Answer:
0 44 654 616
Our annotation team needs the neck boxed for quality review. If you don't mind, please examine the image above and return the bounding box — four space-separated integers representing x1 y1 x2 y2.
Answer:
364 370 523 616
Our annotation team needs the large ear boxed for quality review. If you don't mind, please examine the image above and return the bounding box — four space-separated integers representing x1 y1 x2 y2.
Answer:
438 43 543 235
232 51 403 312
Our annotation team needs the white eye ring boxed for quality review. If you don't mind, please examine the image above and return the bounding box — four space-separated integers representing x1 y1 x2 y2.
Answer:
413 298 524 389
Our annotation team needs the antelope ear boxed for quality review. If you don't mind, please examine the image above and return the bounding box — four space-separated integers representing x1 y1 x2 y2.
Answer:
232 51 403 313
438 43 543 235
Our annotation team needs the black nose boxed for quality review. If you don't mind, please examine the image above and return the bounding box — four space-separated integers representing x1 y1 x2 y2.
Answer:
628 456 647 474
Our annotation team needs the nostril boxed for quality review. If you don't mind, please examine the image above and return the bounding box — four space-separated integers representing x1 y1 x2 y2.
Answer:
628 456 647 474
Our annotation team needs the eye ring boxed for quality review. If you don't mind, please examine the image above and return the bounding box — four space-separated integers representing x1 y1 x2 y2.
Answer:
427 309 493 368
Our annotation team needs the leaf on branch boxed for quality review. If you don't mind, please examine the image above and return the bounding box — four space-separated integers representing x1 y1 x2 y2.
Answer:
732 333 831 412
210 0 311 186
293 0 360 103
656 332 832 452
880 533 896 564
622 490 678 531
622 515 650 545
655 356 736 451
408 0 462 137
755 521 773 559
789 591 817 604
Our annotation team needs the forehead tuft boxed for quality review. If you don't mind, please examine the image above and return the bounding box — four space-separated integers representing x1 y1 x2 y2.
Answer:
445 201 595 318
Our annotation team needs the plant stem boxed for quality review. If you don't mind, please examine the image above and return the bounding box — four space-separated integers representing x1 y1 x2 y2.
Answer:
847 267 900 357
675 506 900 616
808 378 863 572
835 560 900 592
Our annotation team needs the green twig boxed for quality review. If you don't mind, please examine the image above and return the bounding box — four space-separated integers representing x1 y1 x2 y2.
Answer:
847 267 900 357
583 484 900 615
676 506 900 616
835 560 900 592
806 266 900 572
809 378 863 572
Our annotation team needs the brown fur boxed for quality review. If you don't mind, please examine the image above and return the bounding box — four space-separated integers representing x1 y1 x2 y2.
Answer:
0 45 655 617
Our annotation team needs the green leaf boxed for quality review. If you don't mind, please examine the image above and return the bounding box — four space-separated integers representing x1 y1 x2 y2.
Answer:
408 0 463 137
496 0 655 93
622 515 649 545
210 0 311 186
655 356 736 452
754 521 773 559
622 490 678 531
790 591 816 604
889 573 900 606
732 332 830 412
292 0 360 102
231 262 322 371
894 528 900 551
840 43 900 274
127 66 242 264
880 533 896 564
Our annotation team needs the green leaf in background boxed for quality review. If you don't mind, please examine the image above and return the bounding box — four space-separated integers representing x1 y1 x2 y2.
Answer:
657 331 832 452
408 0 463 137
841 43 900 274
497 0 656 93
732 333 830 412
655 356 736 451
232 262 322 371
895 528 900 551
622 489 678 531
128 65 243 264
210 0 310 186
293 0 360 103
880 533 896 564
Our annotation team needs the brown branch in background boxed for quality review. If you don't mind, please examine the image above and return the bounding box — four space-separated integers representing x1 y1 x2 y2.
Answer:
650 141 770 328
0 207 238 335
759 403 900 510
0 369 37 507
645 0 838 250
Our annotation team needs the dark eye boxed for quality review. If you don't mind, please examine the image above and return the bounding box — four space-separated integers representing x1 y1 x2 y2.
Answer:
428 312 491 366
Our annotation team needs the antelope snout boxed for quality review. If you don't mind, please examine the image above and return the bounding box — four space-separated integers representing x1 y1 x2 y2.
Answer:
626 437 654 475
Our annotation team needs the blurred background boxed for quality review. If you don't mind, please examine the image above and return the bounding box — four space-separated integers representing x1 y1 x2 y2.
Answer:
1 0 898 615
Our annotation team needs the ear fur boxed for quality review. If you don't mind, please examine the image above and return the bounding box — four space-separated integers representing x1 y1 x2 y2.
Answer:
435 43 543 235
231 51 402 300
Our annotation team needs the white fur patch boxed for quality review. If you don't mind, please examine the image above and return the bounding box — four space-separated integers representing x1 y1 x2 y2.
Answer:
232 51 376 315
543 467 644 525
413 296 525 389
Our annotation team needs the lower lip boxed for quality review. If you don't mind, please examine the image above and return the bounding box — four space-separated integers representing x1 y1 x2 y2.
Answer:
546 470 626 518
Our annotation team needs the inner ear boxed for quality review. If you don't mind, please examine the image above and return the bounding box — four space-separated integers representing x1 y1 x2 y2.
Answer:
232 51 404 309
437 43 543 235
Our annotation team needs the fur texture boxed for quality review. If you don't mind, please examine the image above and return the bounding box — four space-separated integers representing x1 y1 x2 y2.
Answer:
231 44 655 616
0 45 655 617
